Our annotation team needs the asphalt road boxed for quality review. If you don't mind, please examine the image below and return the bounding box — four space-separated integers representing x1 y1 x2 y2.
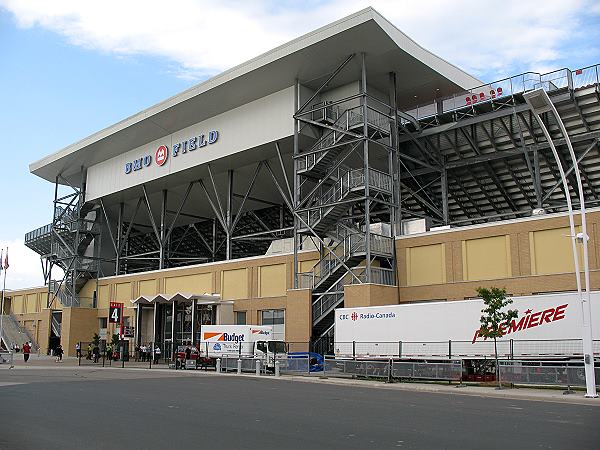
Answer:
0 368 598 450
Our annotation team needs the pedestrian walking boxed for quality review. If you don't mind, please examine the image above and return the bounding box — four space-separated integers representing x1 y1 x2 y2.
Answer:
22 342 31 362
106 343 113 361
54 344 63 362
92 344 100 363
154 345 161 364
75 342 81 358
86 344 92 360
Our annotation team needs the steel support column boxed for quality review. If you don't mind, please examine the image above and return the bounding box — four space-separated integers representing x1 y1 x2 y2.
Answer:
159 190 167 269
226 169 233 260
361 53 371 283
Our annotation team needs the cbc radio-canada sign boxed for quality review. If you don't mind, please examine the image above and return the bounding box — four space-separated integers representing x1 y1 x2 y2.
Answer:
124 130 219 174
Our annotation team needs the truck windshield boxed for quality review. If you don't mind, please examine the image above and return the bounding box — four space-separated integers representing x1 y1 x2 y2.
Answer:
267 341 287 354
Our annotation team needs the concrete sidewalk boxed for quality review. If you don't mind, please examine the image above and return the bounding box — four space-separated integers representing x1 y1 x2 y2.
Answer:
4 356 598 406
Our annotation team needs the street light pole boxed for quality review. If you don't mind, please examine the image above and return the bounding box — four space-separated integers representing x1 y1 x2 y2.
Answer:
524 88 598 398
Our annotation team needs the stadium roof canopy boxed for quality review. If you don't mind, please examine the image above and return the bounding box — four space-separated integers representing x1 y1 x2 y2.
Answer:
30 7 480 186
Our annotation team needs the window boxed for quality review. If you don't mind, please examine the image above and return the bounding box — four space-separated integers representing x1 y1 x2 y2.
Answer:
235 311 247 325
260 309 285 340
99 318 108 329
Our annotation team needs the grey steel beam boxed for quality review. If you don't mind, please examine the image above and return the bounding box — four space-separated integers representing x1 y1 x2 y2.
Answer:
542 140 599 203
226 169 233 260
142 185 161 243
297 54 354 114
159 189 167 269
231 162 263 233
361 52 371 283
441 165 449 224
163 182 194 245
99 198 118 254
198 179 227 231
116 202 124 274
206 165 225 222
275 142 293 203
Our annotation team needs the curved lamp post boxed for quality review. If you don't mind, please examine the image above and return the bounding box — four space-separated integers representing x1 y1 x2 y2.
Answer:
524 88 597 398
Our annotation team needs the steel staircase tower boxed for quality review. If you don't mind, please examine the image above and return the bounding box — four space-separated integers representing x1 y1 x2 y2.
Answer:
293 54 399 354
25 173 101 308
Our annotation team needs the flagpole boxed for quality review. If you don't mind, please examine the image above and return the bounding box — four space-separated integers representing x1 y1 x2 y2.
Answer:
0 248 5 351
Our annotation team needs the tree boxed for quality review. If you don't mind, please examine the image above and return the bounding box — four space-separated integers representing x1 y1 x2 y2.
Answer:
92 333 100 347
476 287 518 388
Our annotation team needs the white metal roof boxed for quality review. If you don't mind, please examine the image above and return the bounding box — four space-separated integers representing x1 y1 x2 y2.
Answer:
30 7 480 185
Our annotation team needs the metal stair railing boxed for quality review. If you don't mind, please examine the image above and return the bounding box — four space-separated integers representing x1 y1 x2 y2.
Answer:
0 314 39 351
299 233 394 290
298 105 392 172
312 272 349 324
348 266 395 286
298 167 392 229
51 315 61 337
312 323 335 355
298 108 350 172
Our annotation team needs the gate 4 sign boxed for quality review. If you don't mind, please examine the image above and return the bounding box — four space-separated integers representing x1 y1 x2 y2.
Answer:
109 302 124 324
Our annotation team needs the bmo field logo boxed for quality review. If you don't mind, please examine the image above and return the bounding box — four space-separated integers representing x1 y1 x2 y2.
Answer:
155 145 168 166
124 129 219 175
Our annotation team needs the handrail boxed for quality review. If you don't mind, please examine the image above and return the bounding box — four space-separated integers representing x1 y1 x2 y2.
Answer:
401 64 600 122
298 105 392 172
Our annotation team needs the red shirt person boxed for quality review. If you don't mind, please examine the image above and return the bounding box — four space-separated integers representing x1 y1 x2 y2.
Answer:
22 342 31 363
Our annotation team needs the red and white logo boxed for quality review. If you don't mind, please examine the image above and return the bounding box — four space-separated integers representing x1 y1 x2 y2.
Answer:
351 312 359 321
155 145 168 166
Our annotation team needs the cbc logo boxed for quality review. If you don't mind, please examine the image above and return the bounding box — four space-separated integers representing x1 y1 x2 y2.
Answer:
155 145 168 166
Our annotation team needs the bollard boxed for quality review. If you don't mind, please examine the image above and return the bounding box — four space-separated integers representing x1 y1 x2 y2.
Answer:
216 358 221 373
237 358 242 375
274 360 280 377
255 359 261 376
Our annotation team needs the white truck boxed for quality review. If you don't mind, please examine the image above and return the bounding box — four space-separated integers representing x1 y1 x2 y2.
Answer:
198 325 287 370
334 292 600 360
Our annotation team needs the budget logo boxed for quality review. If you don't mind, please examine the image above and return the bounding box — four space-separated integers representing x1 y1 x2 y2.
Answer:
155 145 168 166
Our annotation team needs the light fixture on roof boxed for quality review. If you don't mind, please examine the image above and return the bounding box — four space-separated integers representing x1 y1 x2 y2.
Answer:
524 88 597 398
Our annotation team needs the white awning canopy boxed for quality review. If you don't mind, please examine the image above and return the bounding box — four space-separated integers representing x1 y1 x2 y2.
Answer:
131 292 222 305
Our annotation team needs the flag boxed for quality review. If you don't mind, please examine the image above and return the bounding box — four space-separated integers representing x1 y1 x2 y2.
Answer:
0 249 3 276
3 247 8 271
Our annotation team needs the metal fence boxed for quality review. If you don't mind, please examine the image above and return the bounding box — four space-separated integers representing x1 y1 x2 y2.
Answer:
392 360 463 381
499 361 600 388
324 357 391 379
0 351 13 367
280 356 311 374
322 357 463 381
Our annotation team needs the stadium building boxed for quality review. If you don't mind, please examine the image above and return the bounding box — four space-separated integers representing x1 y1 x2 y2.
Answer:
3 8 600 357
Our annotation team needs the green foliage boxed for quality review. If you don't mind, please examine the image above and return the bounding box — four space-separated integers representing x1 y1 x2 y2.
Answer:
477 287 518 339
92 333 100 346
111 334 120 346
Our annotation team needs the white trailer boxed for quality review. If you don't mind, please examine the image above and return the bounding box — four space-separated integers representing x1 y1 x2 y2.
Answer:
198 325 287 369
334 292 600 359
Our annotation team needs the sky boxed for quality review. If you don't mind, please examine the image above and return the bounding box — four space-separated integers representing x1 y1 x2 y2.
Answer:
0 0 599 290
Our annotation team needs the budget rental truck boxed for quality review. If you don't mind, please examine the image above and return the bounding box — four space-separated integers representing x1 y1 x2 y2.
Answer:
198 325 287 370
334 291 600 360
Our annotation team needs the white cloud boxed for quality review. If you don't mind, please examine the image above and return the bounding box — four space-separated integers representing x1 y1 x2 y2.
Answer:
1 0 597 81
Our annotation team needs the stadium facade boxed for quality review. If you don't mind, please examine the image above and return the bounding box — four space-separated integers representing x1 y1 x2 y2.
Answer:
3 8 600 356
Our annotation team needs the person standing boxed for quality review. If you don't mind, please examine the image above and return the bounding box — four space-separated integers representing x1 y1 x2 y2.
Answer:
75 342 81 358
92 344 100 363
154 345 161 364
54 344 63 363
22 342 31 362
